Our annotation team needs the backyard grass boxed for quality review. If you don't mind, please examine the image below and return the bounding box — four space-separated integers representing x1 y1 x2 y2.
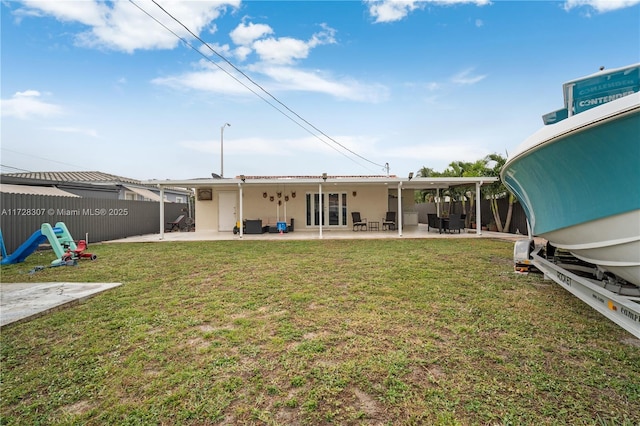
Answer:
1 238 639 425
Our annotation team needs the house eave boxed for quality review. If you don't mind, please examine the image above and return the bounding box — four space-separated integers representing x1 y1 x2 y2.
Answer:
144 176 499 189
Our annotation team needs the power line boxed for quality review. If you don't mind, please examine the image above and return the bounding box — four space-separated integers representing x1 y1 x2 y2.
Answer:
127 0 360 169
130 0 387 173
0 164 31 173
1 148 91 170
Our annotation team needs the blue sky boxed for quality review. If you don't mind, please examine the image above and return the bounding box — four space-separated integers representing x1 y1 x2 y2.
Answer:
2 0 639 180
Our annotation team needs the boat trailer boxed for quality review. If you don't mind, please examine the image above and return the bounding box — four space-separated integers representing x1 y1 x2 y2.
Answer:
514 239 640 339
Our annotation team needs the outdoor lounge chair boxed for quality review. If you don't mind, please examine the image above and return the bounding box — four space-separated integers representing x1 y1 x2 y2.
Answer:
351 212 368 231
166 215 185 232
382 211 396 231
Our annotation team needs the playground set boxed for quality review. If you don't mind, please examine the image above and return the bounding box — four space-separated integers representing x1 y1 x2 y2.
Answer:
0 222 97 267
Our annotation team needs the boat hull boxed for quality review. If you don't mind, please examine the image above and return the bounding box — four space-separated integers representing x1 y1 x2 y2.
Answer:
502 93 640 286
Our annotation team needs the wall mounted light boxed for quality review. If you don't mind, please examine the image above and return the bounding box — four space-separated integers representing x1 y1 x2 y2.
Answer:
263 192 268 198
292 191 296 198
352 191 357 197
240 174 246 182
277 191 282 198
270 196 274 202
285 195 289 202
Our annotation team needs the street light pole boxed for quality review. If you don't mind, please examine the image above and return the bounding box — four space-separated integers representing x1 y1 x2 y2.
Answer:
220 122 230 177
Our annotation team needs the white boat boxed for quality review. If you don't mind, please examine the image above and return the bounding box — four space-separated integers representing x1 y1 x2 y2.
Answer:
501 64 640 287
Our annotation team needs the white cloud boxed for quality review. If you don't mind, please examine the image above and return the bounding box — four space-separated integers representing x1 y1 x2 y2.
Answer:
1 90 63 119
154 60 389 102
258 65 389 102
564 0 640 12
153 21 374 101
253 37 313 65
12 0 240 53
250 23 336 65
152 64 250 96
16 0 107 26
365 0 491 23
366 0 423 23
230 21 274 46
450 68 486 85
233 45 253 62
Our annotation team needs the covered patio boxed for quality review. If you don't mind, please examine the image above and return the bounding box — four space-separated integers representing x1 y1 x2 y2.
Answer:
149 175 499 240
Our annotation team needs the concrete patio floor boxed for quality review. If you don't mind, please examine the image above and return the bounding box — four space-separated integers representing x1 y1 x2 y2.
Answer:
1 282 122 328
106 223 532 243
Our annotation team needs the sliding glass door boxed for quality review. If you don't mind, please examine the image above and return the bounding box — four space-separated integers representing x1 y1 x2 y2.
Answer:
306 193 347 227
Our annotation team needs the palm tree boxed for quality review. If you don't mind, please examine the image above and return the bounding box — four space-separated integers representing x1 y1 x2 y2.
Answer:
459 159 487 228
415 166 437 203
483 153 516 233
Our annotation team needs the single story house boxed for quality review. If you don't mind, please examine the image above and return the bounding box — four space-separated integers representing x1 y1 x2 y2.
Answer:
147 174 499 238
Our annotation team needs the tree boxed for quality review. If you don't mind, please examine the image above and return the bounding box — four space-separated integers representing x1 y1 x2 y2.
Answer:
415 166 437 203
441 161 473 217
483 153 516 233
460 159 489 228
415 154 516 232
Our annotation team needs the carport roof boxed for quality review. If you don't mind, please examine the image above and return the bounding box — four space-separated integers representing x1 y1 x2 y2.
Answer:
145 175 499 189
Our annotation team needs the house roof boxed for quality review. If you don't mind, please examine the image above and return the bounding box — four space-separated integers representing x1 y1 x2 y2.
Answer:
0 183 81 197
2 171 192 194
2 171 141 185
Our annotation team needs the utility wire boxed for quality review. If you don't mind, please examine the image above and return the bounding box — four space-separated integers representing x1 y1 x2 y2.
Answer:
131 0 387 173
1 164 31 173
127 0 358 169
1 148 91 170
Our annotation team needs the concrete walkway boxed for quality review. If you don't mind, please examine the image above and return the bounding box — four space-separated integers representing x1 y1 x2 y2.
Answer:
1 282 121 328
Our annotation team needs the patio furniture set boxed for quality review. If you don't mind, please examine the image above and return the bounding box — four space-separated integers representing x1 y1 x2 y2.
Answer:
239 218 295 234
351 212 396 231
427 213 465 234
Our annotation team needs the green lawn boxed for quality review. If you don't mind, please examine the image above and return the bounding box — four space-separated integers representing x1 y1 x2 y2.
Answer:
1 239 638 425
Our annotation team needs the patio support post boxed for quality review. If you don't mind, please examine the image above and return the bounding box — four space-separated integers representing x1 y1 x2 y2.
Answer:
476 181 482 236
319 182 323 239
238 182 243 238
159 185 165 240
436 188 441 217
397 182 403 236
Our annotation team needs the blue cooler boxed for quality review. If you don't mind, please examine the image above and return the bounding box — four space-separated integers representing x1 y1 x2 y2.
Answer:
276 221 287 233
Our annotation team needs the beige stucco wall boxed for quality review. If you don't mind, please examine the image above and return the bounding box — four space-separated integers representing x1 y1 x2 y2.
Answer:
193 183 411 233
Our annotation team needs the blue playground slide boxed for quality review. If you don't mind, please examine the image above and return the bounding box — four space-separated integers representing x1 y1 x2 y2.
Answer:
0 223 72 266
0 230 48 265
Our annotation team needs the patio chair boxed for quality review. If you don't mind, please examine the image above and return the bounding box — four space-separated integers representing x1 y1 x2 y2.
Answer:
446 213 464 234
351 212 367 231
166 214 185 232
382 211 396 231
427 213 439 232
